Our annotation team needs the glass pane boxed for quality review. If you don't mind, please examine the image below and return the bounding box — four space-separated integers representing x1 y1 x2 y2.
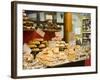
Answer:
39 12 45 21
56 12 64 23
28 12 37 21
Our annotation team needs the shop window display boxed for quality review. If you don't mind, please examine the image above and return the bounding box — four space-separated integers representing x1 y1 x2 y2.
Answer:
23 10 91 69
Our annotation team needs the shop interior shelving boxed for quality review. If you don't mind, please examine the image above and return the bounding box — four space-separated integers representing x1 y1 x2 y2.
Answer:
82 18 91 45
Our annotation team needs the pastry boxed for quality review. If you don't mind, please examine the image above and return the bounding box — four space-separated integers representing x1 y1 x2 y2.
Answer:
53 47 59 53
39 44 45 48
28 44 37 48
28 41 40 44
32 48 40 52
42 41 47 44
67 53 76 61
23 52 34 63
57 52 67 60
67 48 76 61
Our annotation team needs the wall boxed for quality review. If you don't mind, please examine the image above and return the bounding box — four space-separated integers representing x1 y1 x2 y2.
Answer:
0 0 100 80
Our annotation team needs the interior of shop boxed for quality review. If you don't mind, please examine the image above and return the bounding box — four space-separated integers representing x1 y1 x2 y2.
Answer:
23 10 91 69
